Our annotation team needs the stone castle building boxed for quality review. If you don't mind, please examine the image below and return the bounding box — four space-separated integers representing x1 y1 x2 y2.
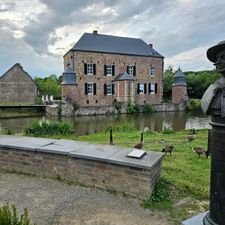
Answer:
62 31 164 108
0 63 38 103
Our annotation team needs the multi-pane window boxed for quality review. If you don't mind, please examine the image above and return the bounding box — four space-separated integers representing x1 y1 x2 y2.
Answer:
106 84 112 95
150 83 156 93
106 65 112 76
87 64 93 75
128 66 134 76
139 84 145 94
150 67 156 76
87 83 94 95
104 84 115 95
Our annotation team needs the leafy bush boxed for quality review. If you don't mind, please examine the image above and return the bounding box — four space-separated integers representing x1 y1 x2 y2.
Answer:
34 97 42 105
24 120 73 136
113 101 121 114
161 129 175 134
126 100 139 114
72 102 80 112
0 203 34 225
186 99 202 111
143 178 171 208
142 104 155 113
105 121 137 132
57 105 62 115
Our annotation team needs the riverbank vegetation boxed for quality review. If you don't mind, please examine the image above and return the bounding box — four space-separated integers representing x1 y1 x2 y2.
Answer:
24 120 73 136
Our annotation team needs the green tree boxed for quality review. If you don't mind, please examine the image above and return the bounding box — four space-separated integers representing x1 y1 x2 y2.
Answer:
163 65 175 101
185 70 220 98
35 74 61 98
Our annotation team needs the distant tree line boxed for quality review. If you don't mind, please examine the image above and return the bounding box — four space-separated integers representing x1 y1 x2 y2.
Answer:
34 74 62 99
163 66 220 100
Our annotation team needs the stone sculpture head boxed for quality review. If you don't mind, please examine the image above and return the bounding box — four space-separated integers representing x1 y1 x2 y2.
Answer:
207 40 225 75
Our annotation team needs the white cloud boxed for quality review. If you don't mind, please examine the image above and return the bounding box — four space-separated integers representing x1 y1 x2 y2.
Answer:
0 0 224 77
165 46 214 71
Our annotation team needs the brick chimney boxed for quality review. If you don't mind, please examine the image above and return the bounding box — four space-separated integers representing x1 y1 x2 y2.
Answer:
93 30 98 35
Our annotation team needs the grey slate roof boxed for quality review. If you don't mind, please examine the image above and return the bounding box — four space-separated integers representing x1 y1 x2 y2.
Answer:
172 70 187 86
71 32 163 58
113 72 135 81
62 66 76 85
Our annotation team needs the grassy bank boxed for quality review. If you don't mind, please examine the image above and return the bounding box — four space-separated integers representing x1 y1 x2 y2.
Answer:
2 122 210 224
72 128 210 224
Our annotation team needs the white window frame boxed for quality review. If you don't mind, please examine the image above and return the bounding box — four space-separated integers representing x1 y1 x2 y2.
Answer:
106 84 112 95
106 65 112 76
87 64 93 75
87 83 94 95
150 83 156 94
150 67 156 77
128 66 134 76
139 83 144 94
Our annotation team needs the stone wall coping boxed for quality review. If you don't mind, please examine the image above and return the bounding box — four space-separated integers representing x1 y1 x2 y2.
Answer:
181 211 207 225
0 135 164 170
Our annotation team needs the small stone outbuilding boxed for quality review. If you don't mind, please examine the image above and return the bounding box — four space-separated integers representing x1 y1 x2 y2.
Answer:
0 63 38 103
172 70 188 104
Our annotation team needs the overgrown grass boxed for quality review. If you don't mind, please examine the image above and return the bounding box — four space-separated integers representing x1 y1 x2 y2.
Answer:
0 203 34 225
23 120 73 136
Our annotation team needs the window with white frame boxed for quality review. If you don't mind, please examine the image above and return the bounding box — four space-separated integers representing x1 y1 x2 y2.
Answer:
106 84 112 95
150 67 156 76
139 83 145 94
106 65 112 76
87 64 93 75
87 83 94 95
150 83 156 93
128 66 134 76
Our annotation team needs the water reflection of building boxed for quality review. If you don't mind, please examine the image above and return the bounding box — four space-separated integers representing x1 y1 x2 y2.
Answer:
1 112 209 135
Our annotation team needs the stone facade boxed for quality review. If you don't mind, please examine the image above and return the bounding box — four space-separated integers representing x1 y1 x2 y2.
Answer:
0 64 38 103
62 36 164 108
172 86 188 104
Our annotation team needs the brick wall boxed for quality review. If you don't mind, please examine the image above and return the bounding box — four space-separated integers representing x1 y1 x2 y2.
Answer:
172 85 187 104
0 64 38 103
63 51 163 107
0 147 162 199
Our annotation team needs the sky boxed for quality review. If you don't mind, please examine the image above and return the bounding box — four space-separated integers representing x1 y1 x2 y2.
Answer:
0 0 225 78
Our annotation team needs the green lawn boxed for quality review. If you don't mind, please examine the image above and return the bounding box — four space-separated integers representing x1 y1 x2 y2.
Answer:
71 128 210 224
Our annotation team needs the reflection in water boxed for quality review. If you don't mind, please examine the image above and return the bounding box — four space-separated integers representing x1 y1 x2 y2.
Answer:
0 111 210 136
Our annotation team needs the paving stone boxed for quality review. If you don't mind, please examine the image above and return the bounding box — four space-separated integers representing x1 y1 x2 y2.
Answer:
69 143 120 161
0 136 55 151
181 212 207 225
107 148 164 169
36 140 89 155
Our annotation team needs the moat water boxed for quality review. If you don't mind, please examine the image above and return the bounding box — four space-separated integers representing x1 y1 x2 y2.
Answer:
0 110 210 136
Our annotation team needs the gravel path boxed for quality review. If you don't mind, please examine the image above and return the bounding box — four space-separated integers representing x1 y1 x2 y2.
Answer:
0 172 172 225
